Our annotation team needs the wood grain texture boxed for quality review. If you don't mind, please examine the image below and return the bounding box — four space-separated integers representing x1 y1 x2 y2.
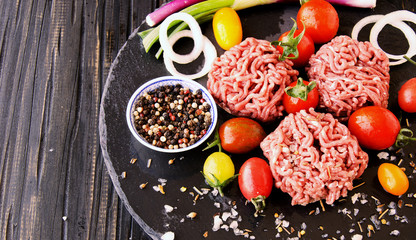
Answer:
0 0 162 239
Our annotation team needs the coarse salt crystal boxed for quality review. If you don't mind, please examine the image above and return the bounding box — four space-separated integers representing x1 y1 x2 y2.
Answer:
233 228 244 236
222 212 231 221
201 188 210 195
214 202 221 208
161 231 175 240
231 208 238 217
351 193 361 204
212 215 222 231
221 224 230 231
377 152 389 160
390 230 400 236
388 201 397 208
164 205 174 213
158 178 167 185
230 220 238 229
282 220 290 228
351 234 363 240
315 207 320 215
370 214 381 230
400 215 409 223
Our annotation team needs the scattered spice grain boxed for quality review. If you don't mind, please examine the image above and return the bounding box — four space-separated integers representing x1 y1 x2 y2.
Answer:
130 158 137 164
398 159 403 166
379 208 389 219
398 200 403 208
320 200 326 212
187 212 197 219
158 184 166 194
147 159 152 168
139 182 148 189
353 182 365 189
357 221 363 232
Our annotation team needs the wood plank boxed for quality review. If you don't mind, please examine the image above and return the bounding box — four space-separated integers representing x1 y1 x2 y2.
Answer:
0 0 156 239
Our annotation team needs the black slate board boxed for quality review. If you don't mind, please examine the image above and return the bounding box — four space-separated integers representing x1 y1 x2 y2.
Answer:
99 1 416 239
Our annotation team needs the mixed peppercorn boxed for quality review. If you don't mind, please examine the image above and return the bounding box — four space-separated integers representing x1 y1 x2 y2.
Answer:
133 84 212 149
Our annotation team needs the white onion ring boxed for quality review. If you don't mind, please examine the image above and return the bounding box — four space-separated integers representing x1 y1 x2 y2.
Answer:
351 10 416 66
163 30 217 79
369 10 416 65
159 12 203 64
351 14 383 40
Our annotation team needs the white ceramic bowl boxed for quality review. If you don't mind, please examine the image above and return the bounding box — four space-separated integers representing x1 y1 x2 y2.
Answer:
126 76 218 153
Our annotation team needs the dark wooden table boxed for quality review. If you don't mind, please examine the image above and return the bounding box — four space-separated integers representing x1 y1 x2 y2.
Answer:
0 1 162 239
2 1 416 240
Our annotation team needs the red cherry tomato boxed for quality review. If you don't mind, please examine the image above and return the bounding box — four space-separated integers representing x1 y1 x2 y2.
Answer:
296 0 339 44
238 157 274 216
378 163 409 196
219 118 266 154
283 78 319 114
348 106 400 150
398 77 416 113
276 30 315 68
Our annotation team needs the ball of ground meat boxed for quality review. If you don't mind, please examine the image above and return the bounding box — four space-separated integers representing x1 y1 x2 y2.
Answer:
260 108 368 206
307 35 390 121
207 37 298 122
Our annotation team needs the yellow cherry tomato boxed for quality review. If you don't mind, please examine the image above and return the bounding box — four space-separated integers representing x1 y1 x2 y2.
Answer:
212 7 243 50
203 152 235 184
378 163 409 196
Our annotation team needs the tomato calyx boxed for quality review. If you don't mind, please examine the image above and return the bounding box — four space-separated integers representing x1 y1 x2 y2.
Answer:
299 0 311 5
201 171 239 197
285 78 317 101
395 128 416 148
271 19 305 61
251 195 267 217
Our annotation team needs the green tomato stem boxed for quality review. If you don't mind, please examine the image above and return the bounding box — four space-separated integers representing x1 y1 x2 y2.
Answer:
203 128 222 152
395 128 416 148
251 195 267 217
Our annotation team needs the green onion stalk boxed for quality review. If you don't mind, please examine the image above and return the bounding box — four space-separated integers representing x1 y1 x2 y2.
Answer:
138 0 377 58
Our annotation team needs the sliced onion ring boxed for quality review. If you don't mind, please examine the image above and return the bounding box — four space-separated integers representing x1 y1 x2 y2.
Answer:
369 10 416 65
351 10 416 66
351 14 383 40
163 30 217 80
159 12 203 64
